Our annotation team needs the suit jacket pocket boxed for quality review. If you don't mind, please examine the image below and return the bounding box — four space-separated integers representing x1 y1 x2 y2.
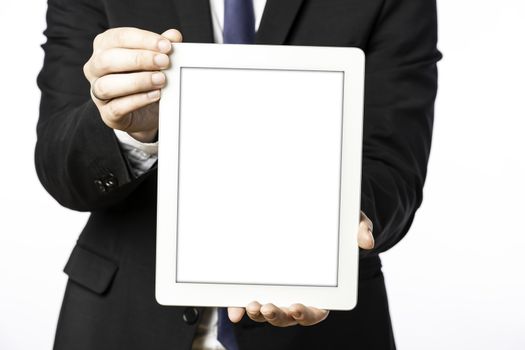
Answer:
63 244 118 295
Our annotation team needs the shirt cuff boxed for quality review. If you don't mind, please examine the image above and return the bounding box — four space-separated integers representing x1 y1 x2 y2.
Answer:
114 129 158 156
114 129 158 178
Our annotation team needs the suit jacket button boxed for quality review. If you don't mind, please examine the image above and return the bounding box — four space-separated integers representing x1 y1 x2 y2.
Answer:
182 307 199 325
94 179 107 193
103 174 118 191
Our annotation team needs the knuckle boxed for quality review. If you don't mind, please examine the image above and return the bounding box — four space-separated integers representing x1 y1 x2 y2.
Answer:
114 27 127 47
133 51 152 70
93 78 108 100
133 52 143 69
93 32 104 49
82 61 91 79
92 51 109 74
105 102 122 121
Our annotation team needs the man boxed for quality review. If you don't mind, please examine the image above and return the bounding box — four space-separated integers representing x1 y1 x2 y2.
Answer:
35 0 441 349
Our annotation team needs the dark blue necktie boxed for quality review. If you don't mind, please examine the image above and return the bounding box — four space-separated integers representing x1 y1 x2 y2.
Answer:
218 2 254 349
223 0 255 44
217 308 239 350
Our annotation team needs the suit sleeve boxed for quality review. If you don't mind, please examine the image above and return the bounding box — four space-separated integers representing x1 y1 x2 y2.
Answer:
360 0 442 256
35 0 152 211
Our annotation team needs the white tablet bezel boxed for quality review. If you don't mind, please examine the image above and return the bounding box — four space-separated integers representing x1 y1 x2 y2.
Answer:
157 43 364 310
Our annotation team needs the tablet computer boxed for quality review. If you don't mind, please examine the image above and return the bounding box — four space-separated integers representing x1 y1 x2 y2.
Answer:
156 43 364 310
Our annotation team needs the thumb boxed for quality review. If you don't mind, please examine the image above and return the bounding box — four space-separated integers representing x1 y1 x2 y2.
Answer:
161 28 183 43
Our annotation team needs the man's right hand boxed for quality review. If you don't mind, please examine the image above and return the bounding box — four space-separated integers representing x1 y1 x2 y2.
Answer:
83 27 183 143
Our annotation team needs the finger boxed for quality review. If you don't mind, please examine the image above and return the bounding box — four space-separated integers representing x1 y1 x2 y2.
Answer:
92 71 166 101
358 220 375 250
161 28 183 43
288 304 329 326
227 307 245 323
90 48 170 77
100 90 161 132
96 27 173 53
260 303 297 327
245 301 267 323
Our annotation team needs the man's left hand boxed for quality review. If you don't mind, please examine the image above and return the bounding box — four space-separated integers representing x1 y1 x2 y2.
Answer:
227 211 375 327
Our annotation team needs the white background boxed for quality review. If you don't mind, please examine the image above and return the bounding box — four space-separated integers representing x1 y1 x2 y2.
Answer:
0 0 524 349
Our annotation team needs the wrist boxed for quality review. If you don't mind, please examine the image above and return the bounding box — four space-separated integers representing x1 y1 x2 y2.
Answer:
128 129 158 143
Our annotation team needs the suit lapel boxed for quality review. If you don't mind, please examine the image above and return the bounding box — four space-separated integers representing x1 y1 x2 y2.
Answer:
173 0 214 43
256 0 305 45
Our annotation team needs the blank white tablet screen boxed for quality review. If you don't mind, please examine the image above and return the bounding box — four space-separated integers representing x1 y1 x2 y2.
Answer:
176 67 344 287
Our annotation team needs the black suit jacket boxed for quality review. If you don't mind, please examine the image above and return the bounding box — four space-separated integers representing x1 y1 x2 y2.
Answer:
36 0 441 349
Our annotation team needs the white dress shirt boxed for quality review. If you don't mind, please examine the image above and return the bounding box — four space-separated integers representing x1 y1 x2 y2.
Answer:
114 1 267 349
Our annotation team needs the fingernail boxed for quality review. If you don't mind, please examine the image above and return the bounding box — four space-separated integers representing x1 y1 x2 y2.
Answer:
151 72 165 85
147 90 160 99
154 54 169 67
158 39 171 53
